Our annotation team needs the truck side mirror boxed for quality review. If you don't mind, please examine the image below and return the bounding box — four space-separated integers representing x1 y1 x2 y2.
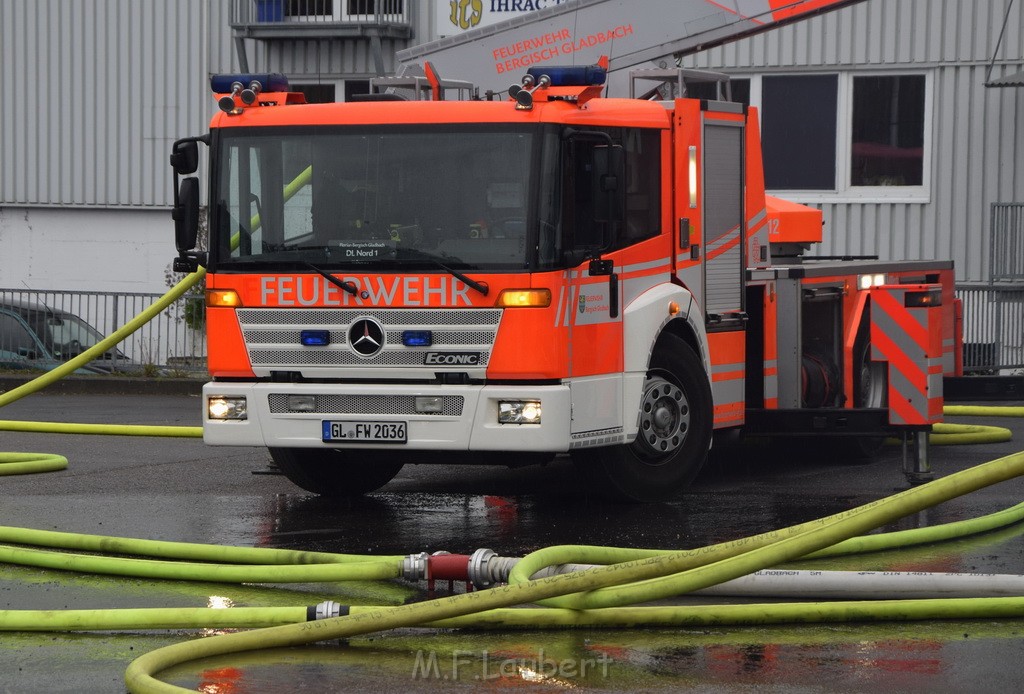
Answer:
170 140 200 175
174 177 200 252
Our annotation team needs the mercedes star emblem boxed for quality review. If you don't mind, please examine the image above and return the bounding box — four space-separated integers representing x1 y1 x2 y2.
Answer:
348 318 385 357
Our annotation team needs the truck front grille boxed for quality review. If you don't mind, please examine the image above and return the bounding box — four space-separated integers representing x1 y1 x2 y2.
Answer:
237 308 501 370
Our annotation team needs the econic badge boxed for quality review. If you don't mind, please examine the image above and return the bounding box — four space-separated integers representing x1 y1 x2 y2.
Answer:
424 353 481 366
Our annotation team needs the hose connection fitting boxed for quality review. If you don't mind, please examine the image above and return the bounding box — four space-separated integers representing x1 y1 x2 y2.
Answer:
468 548 498 588
426 551 472 592
404 549 523 590
403 551 474 592
468 549 524 588
402 552 431 582
466 548 517 588
309 600 349 621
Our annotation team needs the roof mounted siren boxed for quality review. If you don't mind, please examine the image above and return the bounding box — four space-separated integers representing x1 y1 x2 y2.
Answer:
508 73 550 110
211 73 293 114
508 57 609 110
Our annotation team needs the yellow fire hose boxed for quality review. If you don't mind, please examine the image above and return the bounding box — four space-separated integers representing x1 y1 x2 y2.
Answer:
0 448 1021 690
0 375 1022 692
118 449 1024 693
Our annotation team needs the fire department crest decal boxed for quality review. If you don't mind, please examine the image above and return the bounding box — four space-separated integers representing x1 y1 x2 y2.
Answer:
448 0 483 30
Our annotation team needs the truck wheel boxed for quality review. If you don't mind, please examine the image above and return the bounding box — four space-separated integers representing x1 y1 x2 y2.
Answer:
842 329 889 460
268 448 404 496
855 336 887 409
579 336 712 502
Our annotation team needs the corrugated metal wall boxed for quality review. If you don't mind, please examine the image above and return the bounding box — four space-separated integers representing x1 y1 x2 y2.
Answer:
0 0 412 209
208 0 241 74
685 0 1024 282
0 0 211 209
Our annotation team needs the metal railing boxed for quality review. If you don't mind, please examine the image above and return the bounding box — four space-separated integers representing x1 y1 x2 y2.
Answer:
231 0 409 28
990 203 1024 283
0 287 206 376
956 202 1024 373
956 283 1024 374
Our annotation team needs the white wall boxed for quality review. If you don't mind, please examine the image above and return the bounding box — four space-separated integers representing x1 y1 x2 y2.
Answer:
0 207 178 295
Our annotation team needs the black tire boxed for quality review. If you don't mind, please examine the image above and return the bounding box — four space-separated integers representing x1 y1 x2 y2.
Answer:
576 335 713 502
268 447 404 496
839 328 889 460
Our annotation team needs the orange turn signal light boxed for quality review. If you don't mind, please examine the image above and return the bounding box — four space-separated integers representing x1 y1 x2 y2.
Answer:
206 289 242 307
495 289 552 308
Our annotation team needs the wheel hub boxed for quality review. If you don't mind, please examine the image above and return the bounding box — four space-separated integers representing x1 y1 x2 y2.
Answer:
636 375 690 458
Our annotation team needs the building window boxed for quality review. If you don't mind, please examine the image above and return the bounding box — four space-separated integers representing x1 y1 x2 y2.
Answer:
761 74 838 191
850 75 925 187
749 71 930 201
291 81 369 103
344 80 370 101
291 83 336 103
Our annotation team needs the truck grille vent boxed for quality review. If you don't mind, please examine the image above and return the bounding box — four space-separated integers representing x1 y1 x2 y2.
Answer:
268 394 464 417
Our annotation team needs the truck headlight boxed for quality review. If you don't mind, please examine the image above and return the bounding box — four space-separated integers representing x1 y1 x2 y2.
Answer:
208 396 247 420
498 400 542 424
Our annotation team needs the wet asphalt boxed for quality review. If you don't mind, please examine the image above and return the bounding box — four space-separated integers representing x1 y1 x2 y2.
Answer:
1 384 1023 692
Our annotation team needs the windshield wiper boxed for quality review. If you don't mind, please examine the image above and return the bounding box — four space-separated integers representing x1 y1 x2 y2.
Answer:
302 261 358 297
399 248 489 296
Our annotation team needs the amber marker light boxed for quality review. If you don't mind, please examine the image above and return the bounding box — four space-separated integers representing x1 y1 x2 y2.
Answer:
495 289 552 308
905 288 943 308
206 289 242 307
668 301 681 316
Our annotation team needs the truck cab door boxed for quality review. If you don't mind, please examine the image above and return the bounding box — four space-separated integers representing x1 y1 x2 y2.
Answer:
563 136 624 378
555 134 627 445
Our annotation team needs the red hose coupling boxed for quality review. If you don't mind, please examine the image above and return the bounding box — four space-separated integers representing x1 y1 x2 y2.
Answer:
427 551 472 592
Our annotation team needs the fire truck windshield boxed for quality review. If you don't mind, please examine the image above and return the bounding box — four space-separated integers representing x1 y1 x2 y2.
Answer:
209 125 562 272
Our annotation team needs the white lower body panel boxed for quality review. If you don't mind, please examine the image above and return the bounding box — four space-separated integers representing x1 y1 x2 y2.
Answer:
202 382 572 452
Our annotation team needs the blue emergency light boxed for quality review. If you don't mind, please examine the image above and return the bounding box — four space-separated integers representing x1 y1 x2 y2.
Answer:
210 73 290 94
300 330 331 347
402 330 433 347
526 64 606 87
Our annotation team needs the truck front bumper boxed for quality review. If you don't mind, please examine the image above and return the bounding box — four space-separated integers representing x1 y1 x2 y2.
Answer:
201 382 572 452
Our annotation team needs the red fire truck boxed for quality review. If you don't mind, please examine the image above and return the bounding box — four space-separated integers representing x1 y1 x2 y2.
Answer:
171 61 956 501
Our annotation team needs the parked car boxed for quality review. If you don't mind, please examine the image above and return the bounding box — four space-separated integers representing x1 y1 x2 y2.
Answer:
0 298 131 374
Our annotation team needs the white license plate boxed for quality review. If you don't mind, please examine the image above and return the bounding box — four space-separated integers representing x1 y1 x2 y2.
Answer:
322 420 407 444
